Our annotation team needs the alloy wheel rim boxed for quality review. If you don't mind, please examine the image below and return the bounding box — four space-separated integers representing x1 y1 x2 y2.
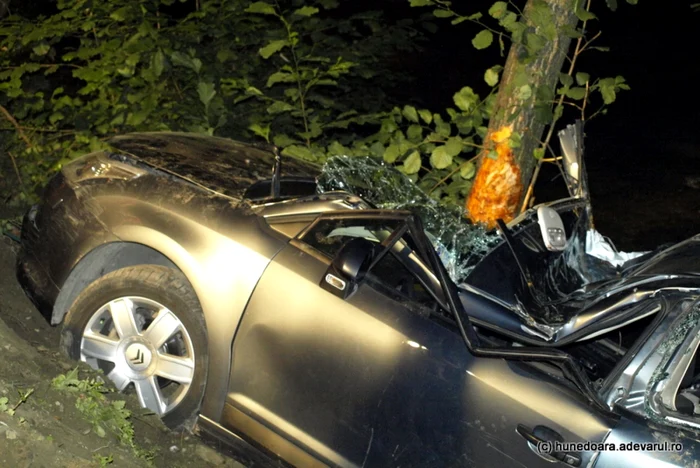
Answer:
80 296 195 416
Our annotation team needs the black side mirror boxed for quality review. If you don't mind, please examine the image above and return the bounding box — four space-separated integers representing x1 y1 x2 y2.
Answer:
320 237 376 299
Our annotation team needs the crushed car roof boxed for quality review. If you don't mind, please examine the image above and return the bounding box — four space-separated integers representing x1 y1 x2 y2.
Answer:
108 132 319 199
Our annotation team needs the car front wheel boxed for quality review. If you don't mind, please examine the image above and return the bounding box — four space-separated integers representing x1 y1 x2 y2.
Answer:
61 265 208 430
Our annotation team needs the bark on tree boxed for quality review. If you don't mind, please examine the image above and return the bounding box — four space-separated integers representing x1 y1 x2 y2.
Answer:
466 0 578 228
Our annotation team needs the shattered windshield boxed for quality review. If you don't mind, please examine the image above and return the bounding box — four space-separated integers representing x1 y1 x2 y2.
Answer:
317 155 500 282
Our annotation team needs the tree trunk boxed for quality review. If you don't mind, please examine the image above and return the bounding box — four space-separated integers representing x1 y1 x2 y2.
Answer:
466 0 577 228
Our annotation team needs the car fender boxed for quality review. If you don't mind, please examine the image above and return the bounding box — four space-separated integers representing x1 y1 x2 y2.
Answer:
52 192 285 421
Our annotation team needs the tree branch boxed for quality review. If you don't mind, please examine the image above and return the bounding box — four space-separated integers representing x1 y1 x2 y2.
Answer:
0 105 32 148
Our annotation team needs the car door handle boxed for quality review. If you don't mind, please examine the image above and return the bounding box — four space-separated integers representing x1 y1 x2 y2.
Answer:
516 424 582 467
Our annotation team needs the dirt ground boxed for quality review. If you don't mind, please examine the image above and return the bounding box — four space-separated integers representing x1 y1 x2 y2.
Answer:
0 239 246 468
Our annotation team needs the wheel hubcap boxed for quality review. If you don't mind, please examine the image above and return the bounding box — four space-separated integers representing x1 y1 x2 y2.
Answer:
126 343 152 370
79 296 195 416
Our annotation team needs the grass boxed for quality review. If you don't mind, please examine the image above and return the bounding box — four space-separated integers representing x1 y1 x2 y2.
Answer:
52 367 155 463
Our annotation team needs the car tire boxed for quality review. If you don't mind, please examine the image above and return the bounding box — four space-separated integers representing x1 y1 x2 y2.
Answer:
60 265 208 431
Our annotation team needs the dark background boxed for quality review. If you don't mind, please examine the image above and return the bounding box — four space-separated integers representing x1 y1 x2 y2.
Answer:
4 1 698 250
396 0 700 251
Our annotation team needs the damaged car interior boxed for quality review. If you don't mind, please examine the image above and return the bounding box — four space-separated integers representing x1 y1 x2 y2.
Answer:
16 122 700 467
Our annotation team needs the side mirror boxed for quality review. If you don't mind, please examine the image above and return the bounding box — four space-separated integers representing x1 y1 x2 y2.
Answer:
320 237 376 299
557 121 588 199
537 206 567 251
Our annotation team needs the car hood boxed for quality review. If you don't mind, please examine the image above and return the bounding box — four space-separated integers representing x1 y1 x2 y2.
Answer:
108 132 319 199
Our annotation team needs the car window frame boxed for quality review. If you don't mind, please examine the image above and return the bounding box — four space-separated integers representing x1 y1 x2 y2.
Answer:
292 210 449 312
647 316 700 429
606 301 700 433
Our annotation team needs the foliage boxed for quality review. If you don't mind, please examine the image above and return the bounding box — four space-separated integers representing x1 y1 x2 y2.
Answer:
301 0 634 209
0 387 34 416
0 0 635 212
52 367 154 461
0 0 421 204
93 454 115 467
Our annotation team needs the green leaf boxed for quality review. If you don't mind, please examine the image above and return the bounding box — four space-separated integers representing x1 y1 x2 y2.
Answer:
575 72 590 86
472 30 493 50
444 137 463 157
32 43 50 56
110 6 130 21
484 66 501 87
524 31 547 55
249 123 271 142
266 100 294 114
626 0 638 3
402 105 419 123
272 134 297 147
433 9 454 18
533 148 545 159
403 151 422 174
326 141 349 156
282 145 314 161
152 50 165 77
553 103 564 122
407 124 423 142
384 144 401 163
110 113 125 126
453 86 479 112
418 109 433 124
450 12 483 25
430 146 452 169
49 112 64 124
488 1 508 19
561 25 584 39
575 7 596 21
294 6 319 16
605 0 618 10
516 84 532 101
245 2 277 15
460 161 476 179
259 40 287 59
565 87 586 100
197 82 216 109
127 107 151 126
170 52 201 73
559 73 573 87
508 132 522 149
409 0 433 6
434 114 451 137
266 71 294 87
598 78 617 104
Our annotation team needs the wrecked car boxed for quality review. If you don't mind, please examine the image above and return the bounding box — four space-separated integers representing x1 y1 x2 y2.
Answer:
15 125 700 467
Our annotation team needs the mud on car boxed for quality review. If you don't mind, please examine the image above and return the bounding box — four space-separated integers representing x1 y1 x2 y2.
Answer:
17 125 700 467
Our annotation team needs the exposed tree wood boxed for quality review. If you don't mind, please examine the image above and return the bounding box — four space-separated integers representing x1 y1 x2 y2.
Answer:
466 0 577 228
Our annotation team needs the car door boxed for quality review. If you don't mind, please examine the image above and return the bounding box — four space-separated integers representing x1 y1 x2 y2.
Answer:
224 211 614 467
598 297 700 467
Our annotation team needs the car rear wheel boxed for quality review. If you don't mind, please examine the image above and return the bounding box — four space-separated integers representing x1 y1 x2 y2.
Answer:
61 265 207 430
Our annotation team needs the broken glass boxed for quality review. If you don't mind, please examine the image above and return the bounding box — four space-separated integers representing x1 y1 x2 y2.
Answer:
316 155 500 282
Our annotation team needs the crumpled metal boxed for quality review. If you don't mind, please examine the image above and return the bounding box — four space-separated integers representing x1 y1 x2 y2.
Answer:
317 155 500 282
